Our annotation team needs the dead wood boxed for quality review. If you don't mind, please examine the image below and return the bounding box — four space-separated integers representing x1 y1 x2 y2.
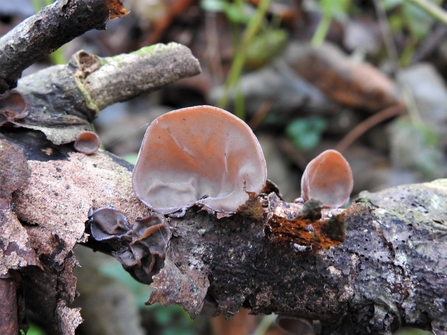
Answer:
0 275 19 335
0 2 200 332
0 1 446 335
0 0 129 93
4 129 447 334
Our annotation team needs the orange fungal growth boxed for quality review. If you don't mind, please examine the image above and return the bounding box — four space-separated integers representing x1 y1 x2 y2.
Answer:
132 105 267 216
301 149 353 208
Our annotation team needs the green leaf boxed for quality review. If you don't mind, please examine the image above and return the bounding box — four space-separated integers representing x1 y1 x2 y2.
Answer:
383 0 404 10
245 29 288 68
224 3 251 24
200 0 226 12
403 1 435 39
24 324 46 335
319 0 351 20
286 117 327 151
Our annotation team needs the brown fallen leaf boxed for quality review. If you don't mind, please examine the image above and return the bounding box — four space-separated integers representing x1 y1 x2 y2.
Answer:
285 42 402 112
106 0 130 19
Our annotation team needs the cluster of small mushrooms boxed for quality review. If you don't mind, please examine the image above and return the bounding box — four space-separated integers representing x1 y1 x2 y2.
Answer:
88 105 353 334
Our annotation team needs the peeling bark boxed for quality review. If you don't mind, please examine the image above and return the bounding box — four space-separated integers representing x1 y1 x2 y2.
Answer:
0 1 200 331
0 1 445 334
3 132 446 334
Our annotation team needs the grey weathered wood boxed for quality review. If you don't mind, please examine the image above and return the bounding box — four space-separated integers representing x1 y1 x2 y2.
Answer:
0 0 112 93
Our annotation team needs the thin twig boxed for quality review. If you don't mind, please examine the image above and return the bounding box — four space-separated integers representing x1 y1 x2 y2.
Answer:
335 104 406 153
248 99 273 131
0 0 128 93
276 137 309 171
407 0 447 27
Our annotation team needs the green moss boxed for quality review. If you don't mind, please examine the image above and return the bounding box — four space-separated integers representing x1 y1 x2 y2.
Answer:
73 76 99 114
131 45 157 57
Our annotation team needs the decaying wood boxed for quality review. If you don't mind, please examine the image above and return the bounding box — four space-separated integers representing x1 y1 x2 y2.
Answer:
0 39 200 333
0 0 129 93
2 126 446 334
0 1 446 334
0 1 200 332
0 276 18 335
12 42 200 145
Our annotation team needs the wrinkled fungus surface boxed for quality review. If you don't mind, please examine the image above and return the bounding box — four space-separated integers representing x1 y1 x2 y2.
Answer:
0 90 28 126
301 149 353 208
133 105 267 216
88 207 130 241
88 208 171 284
74 131 100 154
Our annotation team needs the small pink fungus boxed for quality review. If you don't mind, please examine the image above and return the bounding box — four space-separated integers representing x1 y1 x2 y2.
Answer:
74 131 100 155
0 90 28 126
301 149 353 208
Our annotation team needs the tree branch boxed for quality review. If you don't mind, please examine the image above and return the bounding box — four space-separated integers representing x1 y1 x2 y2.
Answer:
0 1 445 334
0 0 129 93
13 43 201 145
3 128 446 334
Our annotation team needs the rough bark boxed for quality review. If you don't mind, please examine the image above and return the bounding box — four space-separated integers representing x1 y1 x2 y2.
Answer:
0 0 129 93
2 125 446 334
0 4 200 331
0 1 445 334
0 39 200 332
0 276 19 335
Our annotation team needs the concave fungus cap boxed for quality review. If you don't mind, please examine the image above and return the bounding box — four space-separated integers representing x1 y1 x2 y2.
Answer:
301 149 353 208
0 90 28 126
74 131 100 155
132 105 267 216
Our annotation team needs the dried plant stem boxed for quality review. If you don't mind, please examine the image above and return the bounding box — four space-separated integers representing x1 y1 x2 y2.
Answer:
407 0 447 26
218 0 273 117
248 99 273 131
335 104 406 153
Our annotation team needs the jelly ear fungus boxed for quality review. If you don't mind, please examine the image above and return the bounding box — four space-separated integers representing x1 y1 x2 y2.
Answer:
132 105 267 217
87 208 171 284
301 149 353 208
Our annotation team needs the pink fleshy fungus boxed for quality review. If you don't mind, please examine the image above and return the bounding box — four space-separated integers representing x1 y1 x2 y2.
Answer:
301 149 353 208
132 105 267 216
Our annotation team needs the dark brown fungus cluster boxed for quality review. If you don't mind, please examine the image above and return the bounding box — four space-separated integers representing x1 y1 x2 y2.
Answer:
88 208 171 284
74 131 100 155
132 105 267 217
0 90 28 126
